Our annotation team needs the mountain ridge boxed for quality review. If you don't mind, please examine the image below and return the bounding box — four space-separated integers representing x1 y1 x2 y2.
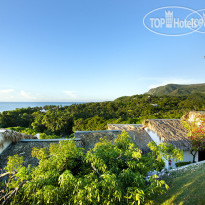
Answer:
147 83 205 96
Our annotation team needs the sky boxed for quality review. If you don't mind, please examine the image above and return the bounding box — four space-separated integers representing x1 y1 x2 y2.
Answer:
0 0 205 102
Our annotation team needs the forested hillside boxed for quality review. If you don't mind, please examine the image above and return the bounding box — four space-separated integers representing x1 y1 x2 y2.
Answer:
147 83 205 96
0 93 205 135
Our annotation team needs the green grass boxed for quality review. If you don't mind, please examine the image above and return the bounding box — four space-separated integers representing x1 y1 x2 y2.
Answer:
148 163 205 205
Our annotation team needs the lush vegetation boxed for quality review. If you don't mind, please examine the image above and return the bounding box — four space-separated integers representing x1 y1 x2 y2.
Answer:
0 107 74 136
147 163 205 205
7 127 64 139
147 83 205 96
175 161 191 167
0 132 183 205
0 94 205 136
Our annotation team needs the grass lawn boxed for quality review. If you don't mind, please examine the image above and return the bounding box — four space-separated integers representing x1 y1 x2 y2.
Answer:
148 163 205 205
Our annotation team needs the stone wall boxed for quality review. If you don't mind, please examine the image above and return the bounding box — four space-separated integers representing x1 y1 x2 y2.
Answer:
74 130 122 150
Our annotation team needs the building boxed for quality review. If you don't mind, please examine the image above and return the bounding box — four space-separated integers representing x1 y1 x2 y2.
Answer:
143 119 194 169
109 111 205 169
107 124 153 153
0 129 37 154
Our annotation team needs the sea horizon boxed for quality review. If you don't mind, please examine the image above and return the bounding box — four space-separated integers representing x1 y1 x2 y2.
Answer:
0 102 90 112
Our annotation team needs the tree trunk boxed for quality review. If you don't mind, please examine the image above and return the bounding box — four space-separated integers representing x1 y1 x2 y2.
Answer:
191 150 197 163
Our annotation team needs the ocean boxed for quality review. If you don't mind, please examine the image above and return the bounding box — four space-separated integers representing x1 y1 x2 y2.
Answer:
0 102 84 112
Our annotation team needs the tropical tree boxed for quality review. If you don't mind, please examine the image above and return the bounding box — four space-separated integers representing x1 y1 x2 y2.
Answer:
0 132 182 205
182 115 205 162
31 110 74 135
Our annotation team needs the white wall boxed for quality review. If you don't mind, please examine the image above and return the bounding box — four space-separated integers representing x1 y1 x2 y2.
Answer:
144 128 198 170
164 159 170 170
145 129 171 169
183 151 198 163
145 128 162 145
35 133 40 139
165 151 198 170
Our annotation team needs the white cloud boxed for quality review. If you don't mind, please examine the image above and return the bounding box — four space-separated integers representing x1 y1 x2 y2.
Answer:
0 89 14 94
20 90 37 100
63 91 77 99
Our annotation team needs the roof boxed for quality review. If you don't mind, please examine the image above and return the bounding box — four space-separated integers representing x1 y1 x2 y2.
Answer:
0 141 57 170
108 124 153 153
1 129 37 143
75 130 122 150
143 119 191 151
0 139 82 170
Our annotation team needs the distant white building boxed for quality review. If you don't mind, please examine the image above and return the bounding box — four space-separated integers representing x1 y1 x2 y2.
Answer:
151 104 159 107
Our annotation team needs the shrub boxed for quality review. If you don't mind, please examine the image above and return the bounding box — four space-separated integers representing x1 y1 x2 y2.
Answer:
68 133 75 138
7 127 61 139
175 161 192 167
39 133 61 139
7 127 37 135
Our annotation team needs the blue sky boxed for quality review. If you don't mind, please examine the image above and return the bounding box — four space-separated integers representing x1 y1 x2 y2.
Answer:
0 0 204 102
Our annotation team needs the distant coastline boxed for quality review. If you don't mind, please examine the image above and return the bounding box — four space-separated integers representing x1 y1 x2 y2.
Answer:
0 102 85 112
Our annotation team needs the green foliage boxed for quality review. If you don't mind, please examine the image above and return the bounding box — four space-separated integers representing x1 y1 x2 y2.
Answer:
69 133 75 138
148 142 183 161
7 127 38 135
181 115 205 162
0 107 41 128
32 110 74 135
39 133 61 139
0 94 205 133
8 127 61 139
2 132 183 205
6 154 24 174
74 116 108 131
175 161 191 167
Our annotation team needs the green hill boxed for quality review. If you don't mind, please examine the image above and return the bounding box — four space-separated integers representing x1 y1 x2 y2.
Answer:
147 83 205 96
